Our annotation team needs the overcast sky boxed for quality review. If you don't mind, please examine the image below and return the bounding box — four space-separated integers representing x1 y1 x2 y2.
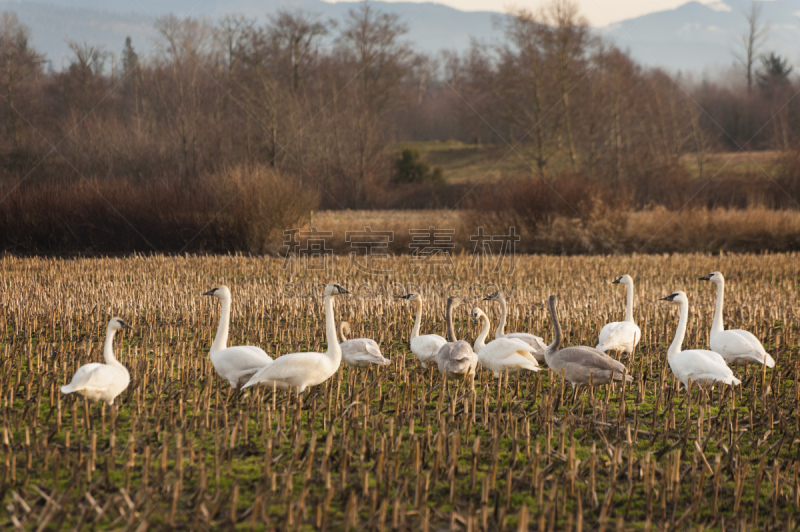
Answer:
329 0 727 27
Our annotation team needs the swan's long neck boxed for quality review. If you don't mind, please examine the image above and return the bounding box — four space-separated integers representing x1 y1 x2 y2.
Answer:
103 327 127 373
446 301 458 343
338 322 347 343
210 295 231 354
545 298 562 360
711 281 725 335
668 300 689 359
496 296 508 338
410 299 423 341
624 281 635 323
474 314 490 352
325 295 342 367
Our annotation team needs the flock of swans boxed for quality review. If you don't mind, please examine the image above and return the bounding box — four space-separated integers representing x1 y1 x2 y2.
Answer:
61 271 776 406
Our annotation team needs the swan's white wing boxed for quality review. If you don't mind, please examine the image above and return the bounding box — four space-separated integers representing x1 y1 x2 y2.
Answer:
62 364 123 393
241 345 271 358
411 334 447 366
485 338 536 360
711 330 775 367
211 346 273 375
499 353 541 372
671 349 740 386
342 339 390 366
596 322 640 352
479 338 540 374
504 332 547 353
242 352 328 389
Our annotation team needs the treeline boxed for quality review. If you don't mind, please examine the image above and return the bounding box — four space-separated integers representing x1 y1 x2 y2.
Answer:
0 1 798 254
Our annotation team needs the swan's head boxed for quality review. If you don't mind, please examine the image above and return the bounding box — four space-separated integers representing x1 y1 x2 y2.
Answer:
339 321 352 340
324 283 350 297
203 285 231 299
483 291 504 302
447 296 462 310
109 317 132 331
699 271 724 284
394 293 420 302
660 291 688 305
470 307 486 325
612 274 633 286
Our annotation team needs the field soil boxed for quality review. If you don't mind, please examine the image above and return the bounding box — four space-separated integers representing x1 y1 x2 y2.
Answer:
1 253 799 530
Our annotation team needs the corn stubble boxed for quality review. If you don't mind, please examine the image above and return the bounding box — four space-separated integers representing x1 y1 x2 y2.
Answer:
0 253 799 530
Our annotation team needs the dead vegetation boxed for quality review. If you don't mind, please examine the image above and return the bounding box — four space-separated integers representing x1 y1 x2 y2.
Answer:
0 253 799 530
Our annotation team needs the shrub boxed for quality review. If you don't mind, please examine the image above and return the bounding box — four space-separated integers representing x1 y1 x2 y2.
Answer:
392 147 445 184
0 165 318 255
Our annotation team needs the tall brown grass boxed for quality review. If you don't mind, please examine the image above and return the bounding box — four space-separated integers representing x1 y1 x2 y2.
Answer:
0 165 317 255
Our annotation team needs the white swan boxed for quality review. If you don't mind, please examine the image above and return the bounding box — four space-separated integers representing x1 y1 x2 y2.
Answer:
545 296 632 390
483 291 547 363
660 291 741 389
243 283 349 392
436 296 478 384
700 272 776 368
61 318 132 405
596 274 641 355
395 293 447 368
471 308 540 377
203 285 274 389
338 321 391 368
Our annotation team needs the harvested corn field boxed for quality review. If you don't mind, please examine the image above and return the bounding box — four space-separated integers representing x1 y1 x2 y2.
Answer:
1 253 799 530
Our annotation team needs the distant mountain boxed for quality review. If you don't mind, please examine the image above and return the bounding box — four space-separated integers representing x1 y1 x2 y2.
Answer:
1 0 798 74
604 0 800 74
0 0 503 70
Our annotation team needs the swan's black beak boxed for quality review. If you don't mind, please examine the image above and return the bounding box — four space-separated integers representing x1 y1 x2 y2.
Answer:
699 274 712 281
483 292 498 301
395 294 411 300
334 284 349 295
660 294 677 301
203 288 217 296
612 277 622 284
120 321 132 330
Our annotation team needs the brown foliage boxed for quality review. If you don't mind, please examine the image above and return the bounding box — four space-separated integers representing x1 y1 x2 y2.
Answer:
0 166 317 255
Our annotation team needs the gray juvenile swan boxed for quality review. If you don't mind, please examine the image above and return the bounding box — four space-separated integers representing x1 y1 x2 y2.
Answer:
545 295 632 390
338 321 391 368
436 296 478 386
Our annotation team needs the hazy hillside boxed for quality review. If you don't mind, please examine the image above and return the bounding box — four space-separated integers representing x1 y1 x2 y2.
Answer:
604 0 800 73
0 0 502 69
1 0 798 73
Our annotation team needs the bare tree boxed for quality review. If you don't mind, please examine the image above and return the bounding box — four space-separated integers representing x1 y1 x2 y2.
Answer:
734 1 768 92
542 0 589 171
217 15 252 82
0 12 42 149
268 10 329 93
152 15 217 179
